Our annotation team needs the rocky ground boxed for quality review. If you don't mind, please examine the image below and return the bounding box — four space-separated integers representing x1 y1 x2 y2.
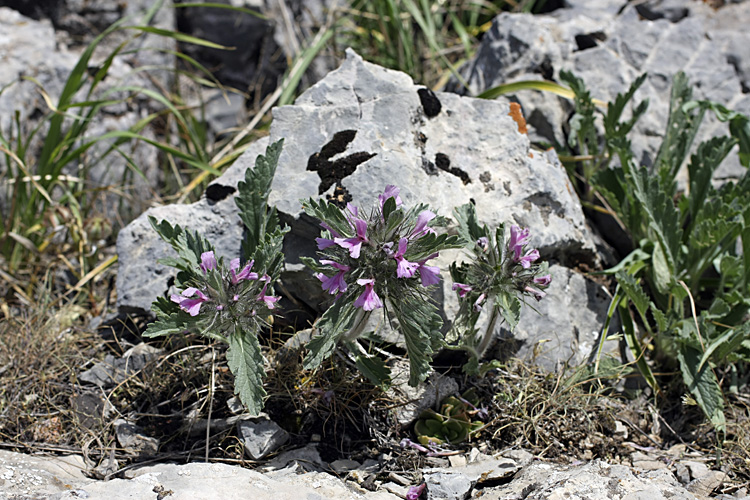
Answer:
1 0 749 499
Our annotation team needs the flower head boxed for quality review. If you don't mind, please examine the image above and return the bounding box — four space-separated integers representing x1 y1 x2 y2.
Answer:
171 287 209 316
318 260 350 294
517 248 540 269
508 225 530 261
452 282 472 298
335 217 369 258
394 238 419 278
230 258 258 284
534 274 551 286
353 278 383 311
411 210 436 239
379 185 403 212
200 251 217 273
406 483 426 500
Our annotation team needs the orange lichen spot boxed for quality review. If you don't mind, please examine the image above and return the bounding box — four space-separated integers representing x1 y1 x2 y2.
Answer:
508 102 528 134
528 152 534 158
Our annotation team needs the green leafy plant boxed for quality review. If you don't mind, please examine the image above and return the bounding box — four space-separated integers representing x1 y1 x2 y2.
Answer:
301 185 463 387
562 71 750 437
449 202 551 373
413 389 485 445
144 140 288 414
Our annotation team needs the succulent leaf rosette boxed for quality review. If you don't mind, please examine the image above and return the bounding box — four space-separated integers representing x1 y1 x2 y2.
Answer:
301 185 463 386
450 203 551 371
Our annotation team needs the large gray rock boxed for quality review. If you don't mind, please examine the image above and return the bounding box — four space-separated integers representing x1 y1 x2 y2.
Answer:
490 263 618 371
116 50 612 370
480 460 699 500
449 3 749 184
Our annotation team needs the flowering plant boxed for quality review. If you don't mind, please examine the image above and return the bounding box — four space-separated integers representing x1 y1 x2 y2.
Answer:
449 203 551 373
301 185 463 386
143 141 288 414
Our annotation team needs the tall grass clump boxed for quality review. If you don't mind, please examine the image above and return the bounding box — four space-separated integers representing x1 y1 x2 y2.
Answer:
0 2 264 289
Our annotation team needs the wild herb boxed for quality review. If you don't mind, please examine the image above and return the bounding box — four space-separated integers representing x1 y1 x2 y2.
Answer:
562 71 750 436
301 185 463 387
449 202 551 373
144 140 288 414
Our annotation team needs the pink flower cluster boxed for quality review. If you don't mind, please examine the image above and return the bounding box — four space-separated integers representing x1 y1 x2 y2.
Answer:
171 251 279 316
314 185 442 311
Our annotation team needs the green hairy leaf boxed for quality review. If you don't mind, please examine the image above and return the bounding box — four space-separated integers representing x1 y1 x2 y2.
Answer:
390 292 443 386
453 203 486 246
687 136 736 231
346 341 391 387
144 296 195 338
303 300 358 371
149 216 215 272
226 324 267 415
236 139 284 260
677 340 725 435
654 72 706 187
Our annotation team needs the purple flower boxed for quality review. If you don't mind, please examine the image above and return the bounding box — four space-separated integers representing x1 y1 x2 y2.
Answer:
534 274 551 286
335 218 369 258
171 287 209 316
517 248 540 269
318 260 350 294
416 252 440 286
257 275 281 309
353 278 383 311
399 438 428 453
525 285 546 301
200 251 217 273
316 222 341 250
230 258 258 284
452 283 472 298
509 225 530 261
411 210 436 239
394 238 419 278
379 185 403 213
406 483 426 500
474 293 486 312
418 263 441 286
476 236 489 251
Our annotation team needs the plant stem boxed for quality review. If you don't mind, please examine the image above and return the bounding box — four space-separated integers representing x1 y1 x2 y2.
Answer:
476 299 501 359
342 308 372 342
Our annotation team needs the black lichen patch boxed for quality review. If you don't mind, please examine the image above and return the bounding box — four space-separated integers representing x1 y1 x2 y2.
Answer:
435 152 471 185
205 184 236 202
307 130 376 195
326 185 353 208
418 88 442 118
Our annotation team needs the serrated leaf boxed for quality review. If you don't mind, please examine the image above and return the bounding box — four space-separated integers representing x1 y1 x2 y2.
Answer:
650 303 669 333
615 271 650 321
687 136 736 230
498 292 521 331
453 203 485 248
604 73 648 140
303 300 357 370
301 197 353 239
226 324 267 415
236 139 284 260
677 341 725 434
143 302 194 338
148 215 215 273
346 341 391 387
698 322 750 371
389 292 443 386
654 72 706 186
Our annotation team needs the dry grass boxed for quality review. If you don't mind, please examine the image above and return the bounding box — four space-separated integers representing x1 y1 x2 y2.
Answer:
0 270 748 492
